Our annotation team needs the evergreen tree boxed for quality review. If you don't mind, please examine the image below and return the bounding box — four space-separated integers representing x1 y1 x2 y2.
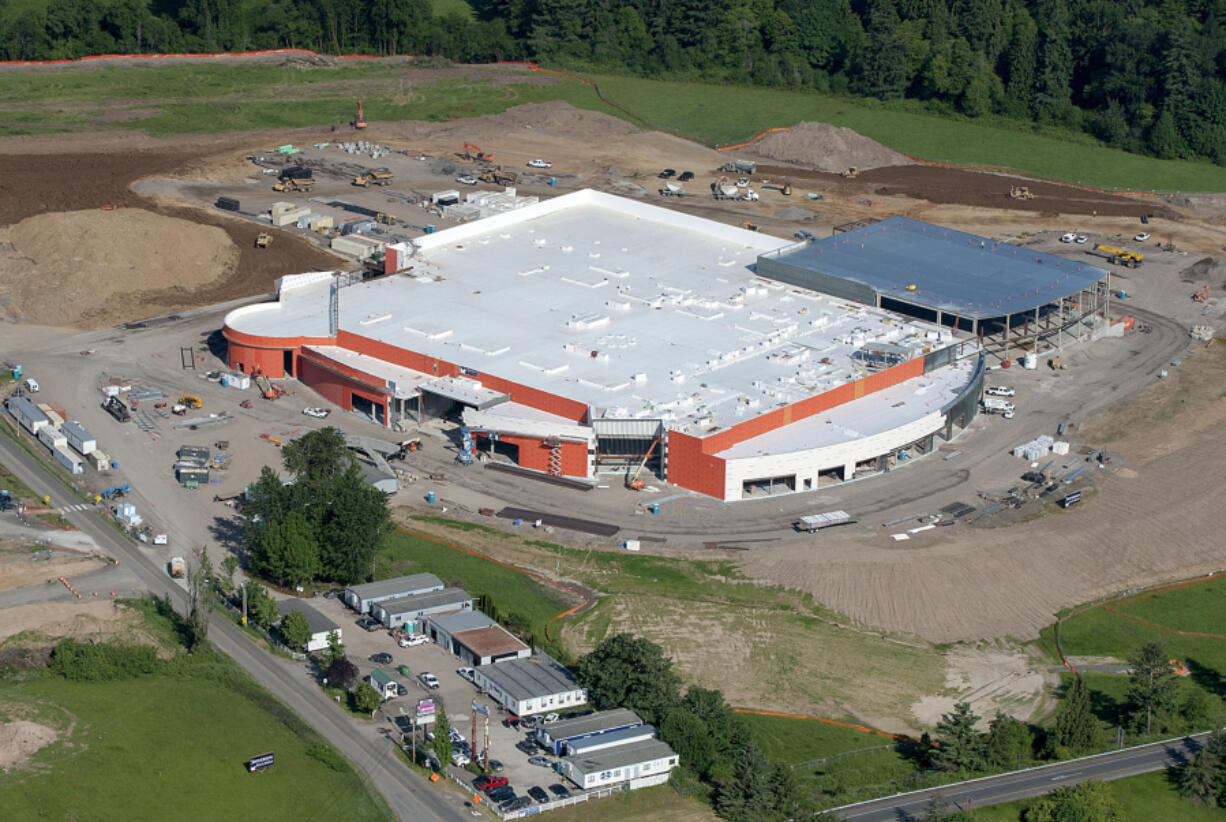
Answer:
985 713 1034 769
1034 0 1074 123
432 705 453 765
934 702 985 773
715 741 776 822
1180 741 1222 806
1126 642 1178 735
1049 676 1098 755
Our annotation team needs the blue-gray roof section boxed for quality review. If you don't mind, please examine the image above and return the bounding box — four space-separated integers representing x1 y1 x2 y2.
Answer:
758 217 1107 320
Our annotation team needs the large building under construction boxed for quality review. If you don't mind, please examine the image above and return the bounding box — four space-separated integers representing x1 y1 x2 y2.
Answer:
223 190 1110 501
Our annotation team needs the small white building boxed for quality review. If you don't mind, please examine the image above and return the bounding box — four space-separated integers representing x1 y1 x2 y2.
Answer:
470 653 586 717
276 600 340 653
370 587 473 630
560 738 679 791
368 668 399 701
536 708 644 756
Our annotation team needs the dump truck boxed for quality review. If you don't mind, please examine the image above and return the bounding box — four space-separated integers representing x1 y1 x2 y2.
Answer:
720 160 756 175
255 233 271 249
273 177 314 192
1090 244 1143 267
354 168 394 187
479 168 518 186
711 178 740 200
660 181 684 197
169 556 186 578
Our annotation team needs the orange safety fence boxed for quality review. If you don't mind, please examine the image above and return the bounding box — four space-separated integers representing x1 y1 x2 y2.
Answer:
733 708 910 742
1053 571 1225 678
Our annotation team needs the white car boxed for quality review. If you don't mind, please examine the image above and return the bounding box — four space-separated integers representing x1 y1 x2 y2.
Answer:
418 672 440 689
456 175 477 185
457 666 475 682
1134 232 1150 242
542 712 560 724
527 159 552 168
399 633 429 648
450 726 466 744
1060 233 1076 243
985 386 1015 397
451 750 471 767
302 407 330 418
1075 235 1088 244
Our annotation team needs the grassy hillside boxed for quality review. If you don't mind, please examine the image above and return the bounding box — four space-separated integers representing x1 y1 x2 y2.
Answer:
0 601 391 821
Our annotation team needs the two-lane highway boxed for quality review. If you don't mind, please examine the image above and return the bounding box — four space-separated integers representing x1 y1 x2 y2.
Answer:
834 733 1206 820
0 430 464 822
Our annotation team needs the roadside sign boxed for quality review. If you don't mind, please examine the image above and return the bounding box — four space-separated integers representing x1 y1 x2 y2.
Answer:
1061 491 1082 508
248 752 275 772
471 702 489 717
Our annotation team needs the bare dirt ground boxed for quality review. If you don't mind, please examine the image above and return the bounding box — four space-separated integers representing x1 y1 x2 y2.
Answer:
0 550 104 594
747 121 915 171
0 600 147 645
0 720 60 772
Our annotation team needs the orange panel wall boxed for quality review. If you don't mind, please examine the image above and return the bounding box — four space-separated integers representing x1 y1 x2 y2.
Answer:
337 331 590 422
666 431 726 498
296 353 389 419
500 435 589 477
225 341 287 377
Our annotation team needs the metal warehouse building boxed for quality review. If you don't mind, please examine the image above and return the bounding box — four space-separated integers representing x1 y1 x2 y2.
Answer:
343 573 444 615
560 738 679 791
470 653 587 716
535 708 645 756
222 191 1110 501
369 587 473 630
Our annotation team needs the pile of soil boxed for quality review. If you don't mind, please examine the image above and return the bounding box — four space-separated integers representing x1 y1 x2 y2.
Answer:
748 122 914 172
0 721 59 772
0 209 237 328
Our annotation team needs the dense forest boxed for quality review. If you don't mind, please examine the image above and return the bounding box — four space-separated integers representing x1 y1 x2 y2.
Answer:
4 0 1226 163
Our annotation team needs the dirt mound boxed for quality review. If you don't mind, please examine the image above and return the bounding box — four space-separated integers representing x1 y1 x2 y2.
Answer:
399 101 640 144
0 208 238 328
748 122 914 172
0 720 59 772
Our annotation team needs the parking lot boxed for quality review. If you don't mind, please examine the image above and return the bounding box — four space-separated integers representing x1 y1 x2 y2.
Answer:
305 592 577 809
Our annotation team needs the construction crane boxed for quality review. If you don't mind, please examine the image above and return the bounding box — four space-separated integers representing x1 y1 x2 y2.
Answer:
625 438 661 490
354 99 368 130
460 142 493 162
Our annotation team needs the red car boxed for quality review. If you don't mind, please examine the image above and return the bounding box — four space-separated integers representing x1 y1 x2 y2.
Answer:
474 775 509 793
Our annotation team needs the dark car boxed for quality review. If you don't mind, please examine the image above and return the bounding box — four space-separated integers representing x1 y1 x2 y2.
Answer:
501 796 533 813
678 171 694 182
515 739 537 754
548 783 571 798
370 652 393 664
355 616 380 632
395 683 407 696
658 168 676 179
487 759 504 773
502 715 520 729
528 786 549 803
528 755 553 767
487 786 516 803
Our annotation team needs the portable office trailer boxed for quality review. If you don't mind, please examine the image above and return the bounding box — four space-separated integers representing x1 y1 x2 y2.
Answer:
177 445 210 462
37 425 67 450
61 421 97 455
52 445 84 475
175 465 210 485
7 397 50 435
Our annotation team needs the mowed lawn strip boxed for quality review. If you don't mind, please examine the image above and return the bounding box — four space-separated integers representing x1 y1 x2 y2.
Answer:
738 710 899 764
377 527 572 641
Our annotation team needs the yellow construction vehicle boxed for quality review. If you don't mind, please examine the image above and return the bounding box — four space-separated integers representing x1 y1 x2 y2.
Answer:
1091 244 1143 267
479 167 518 186
1009 185 1034 200
376 212 397 225
178 394 203 409
273 177 313 193
255 233 271 249
841 167 859 178
352 168 393 187
740 221 761 232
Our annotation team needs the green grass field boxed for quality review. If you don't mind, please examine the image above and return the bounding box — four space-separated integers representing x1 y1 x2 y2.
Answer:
0 603 391 821
378 526 572 643
5 59 1226 190
738 711 898 764
962 770 1226 821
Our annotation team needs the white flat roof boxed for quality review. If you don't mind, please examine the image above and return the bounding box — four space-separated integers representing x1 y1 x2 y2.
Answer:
228 190 957 434
718 356 979 459
304 345 435 399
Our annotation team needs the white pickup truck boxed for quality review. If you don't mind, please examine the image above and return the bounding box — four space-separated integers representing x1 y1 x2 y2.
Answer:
985 385 1015 397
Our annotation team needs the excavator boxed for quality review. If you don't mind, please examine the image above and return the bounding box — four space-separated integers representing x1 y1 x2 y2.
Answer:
1193 283 1211 302
354 99 368 130
459 142 493 162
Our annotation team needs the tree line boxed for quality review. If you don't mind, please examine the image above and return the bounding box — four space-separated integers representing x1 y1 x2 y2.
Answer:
5 0 1226 165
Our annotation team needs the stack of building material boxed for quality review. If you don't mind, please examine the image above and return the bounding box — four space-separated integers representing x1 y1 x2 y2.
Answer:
115 503 142 526
1052 441 1070 455
273 206 312 227
1012 435 1054 461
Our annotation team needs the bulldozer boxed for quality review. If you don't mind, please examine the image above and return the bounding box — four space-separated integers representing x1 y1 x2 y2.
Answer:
740 221 761 232
1009 185 1035 200
841 167 859 179
178 394 203 410
459 142 493 162
479 167 518 186
376 212 397 225
255 233 271 249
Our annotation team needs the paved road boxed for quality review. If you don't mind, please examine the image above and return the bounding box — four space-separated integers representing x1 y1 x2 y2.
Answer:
0 431 465 822
833 733 1207 820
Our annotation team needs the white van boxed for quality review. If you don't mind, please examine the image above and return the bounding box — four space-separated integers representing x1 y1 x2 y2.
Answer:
22 378 38 393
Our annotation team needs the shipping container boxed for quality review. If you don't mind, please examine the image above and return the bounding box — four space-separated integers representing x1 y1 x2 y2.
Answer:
52 444 84 475
89 450 110 471
177 445 211 461
37 425 67 450
216 197 240 212
176 465 211 484
36 403 64 429
61 420 97 455
272 206 312 227
6 396 50 434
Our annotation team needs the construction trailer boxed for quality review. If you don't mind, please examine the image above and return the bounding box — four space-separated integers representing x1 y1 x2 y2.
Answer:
6 396 50 435
61 421 97 455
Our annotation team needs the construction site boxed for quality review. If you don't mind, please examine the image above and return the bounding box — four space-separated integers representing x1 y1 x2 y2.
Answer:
3 67 1226 743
